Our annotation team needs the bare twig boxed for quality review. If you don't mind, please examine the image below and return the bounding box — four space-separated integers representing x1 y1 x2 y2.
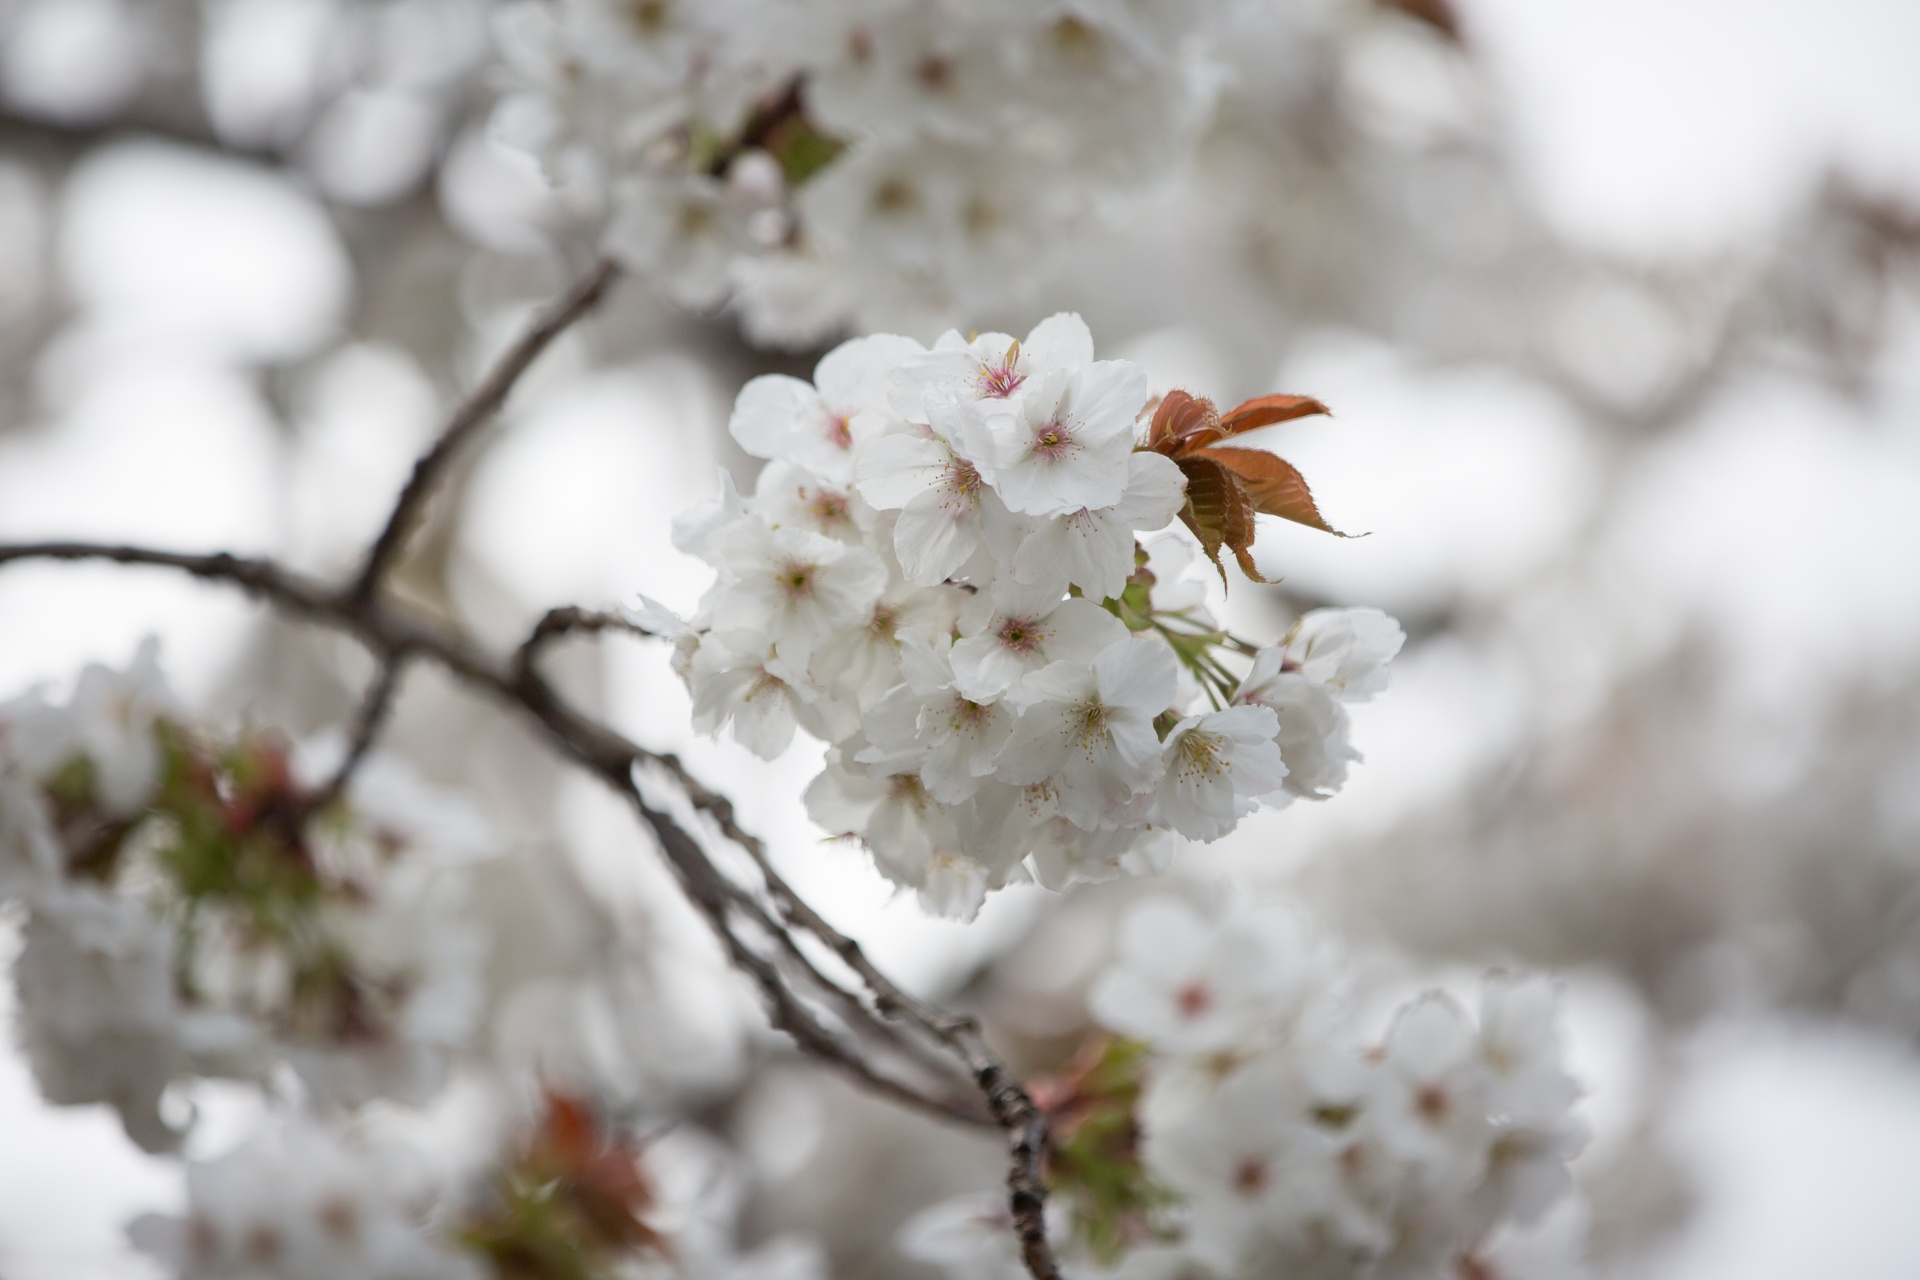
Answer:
306 655 411 814
352 258 622 601
513 605 655 684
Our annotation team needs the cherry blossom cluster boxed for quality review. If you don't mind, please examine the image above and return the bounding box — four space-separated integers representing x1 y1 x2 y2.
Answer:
905 896 1589 1279
492 0 1228 342
649 313 1403 919
0 642 491 1152
130 1092 823 1280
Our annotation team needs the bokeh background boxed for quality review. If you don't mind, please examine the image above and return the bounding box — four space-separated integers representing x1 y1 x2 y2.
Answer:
3 0 1920 1276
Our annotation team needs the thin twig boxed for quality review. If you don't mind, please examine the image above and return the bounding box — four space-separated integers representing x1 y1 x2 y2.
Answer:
352 259 622 601
638 747 1058 1274
306 654 411 815
513 606 655 685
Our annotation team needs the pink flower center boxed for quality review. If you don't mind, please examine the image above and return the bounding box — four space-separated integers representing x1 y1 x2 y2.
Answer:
1232 1156 1269 1196
745 667 788 704
807 489 851 527
948 697 994 732
826 414 853 449
995 615 1048 655
1030 418 1075 461
1067 698 1112 751
942 457 983 496
976 344 1026 399
1415 1083 1451 1123
1175 981 1213 1019
776 558 817 601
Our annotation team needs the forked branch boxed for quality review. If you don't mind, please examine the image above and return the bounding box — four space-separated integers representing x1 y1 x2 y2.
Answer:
0 259 1061 1279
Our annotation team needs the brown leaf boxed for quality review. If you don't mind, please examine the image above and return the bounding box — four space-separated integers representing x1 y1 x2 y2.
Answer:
1216 393 1331 437
1148 389 1221 454
1191 446 1348 537
1233 544 1274 584
1176 456 1264 586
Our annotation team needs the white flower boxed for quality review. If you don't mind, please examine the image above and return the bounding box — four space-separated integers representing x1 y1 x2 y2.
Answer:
1477 976 1582 1128
1154 704 1286 841
1235 653 1358 800
857 633 1015 804
730 333 925 483
0 685 78 780
960 360 1150 516
0 773 60 900
1024 814 1178 892
1141 1054 1350 1276
805 12 1014 146
688 637 814 759
898 1194 1023 1280
708 523 888 662
856 429 1023 586
1008 451 1187 601
1474 978 1589 1225
607 171 748 309
994 638 1177 830
949 578 1128 703
891 313 1096 422
673 470 749 565
624 592 702 680
0 641 175 830
751 461 870 544
805 753 1008 920
1283 607 1406 702
1370 993 1495 1195
128 1118 480 1280
1089 897 1326 1056
14 883 190 1152
810 579 965 713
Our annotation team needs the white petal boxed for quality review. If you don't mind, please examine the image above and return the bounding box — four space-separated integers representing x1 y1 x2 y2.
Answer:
1092 639 1178 713
1022 312 1095 376
855 432 947 510
893 491 981 585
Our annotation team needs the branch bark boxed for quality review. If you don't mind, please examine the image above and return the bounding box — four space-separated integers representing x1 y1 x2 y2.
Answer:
352 258 623 602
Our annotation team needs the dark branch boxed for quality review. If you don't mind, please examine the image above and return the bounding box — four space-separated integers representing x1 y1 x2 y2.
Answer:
0 249 1067 1275
0 540 998 1132
306 655 411 815
513 606 656 684
352 258 622 601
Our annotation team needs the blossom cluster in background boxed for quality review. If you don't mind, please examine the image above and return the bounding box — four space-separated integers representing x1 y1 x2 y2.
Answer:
493 0 1230 342
0 642 490 1153
907 896 1587 1280
129 1091 822 1280
651 313 1404 918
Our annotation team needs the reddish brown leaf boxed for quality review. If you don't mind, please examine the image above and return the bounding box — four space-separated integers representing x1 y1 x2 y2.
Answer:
1216 393 1332 437
1176 456 1262 586
1148 389 1221 454
1191 446 1348 537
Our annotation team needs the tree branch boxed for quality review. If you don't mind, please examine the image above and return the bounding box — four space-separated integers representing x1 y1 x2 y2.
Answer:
513 605 655 685
0 261 1064 1277
352 258 623 602
306 654 411 815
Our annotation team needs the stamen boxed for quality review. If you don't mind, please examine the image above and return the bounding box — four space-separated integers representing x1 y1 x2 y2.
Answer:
996 615 1049 655
1030 418 1076 461
976 339 1025 399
